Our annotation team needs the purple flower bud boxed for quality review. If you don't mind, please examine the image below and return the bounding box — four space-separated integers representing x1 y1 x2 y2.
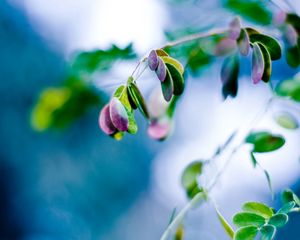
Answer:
229 17 241 40
147 118 172 141
148 87 169 119
109 97 129 131
148 50 159 70
284 24 298 47
238 29 250 56
214 38 237 56
273 11 286 26
155 57 167 82
98 104 116 135
252 43 264 84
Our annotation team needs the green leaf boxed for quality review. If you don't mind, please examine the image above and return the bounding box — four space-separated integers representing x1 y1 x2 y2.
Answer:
165 63 185 96
72 44 136 73
127 81 150 119
274 112 299 130
234 226 258 240
225 0 272 25
114 85 126 98
293 193 300 207
242 202 273 219
278 201 296 214
268 213 288 228
126 108 138 135
221 55 239 99
249 34 281 60
186 46 212 75
31 77 101 131
275 77 300 102
216 208 234 239
245 27 260 37
257 43 271 83
161 56 184 75
156 49 169 57
286 45 300 68
181 161 203 199
245 131 285 153
282 189 295 204
252 42 264 84
260 225 276 240
233 212 265 228
282 189 300 206
161 69 174 102
286 13 300 35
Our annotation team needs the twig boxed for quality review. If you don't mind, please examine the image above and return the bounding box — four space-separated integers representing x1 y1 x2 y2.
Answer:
161 27 228 49
160 192 207 240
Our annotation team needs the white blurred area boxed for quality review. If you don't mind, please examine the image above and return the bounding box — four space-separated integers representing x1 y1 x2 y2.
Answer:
8 0 168 54
7 0 300 239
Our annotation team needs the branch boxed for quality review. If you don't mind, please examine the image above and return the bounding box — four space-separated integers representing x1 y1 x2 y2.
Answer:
161 27 228 49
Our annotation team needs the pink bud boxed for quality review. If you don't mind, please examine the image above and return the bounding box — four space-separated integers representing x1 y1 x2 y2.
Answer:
99 104 116 135
229 17 241 40
109 97 129 131
148 50 159 70
252 43 264 84
147 118 172 140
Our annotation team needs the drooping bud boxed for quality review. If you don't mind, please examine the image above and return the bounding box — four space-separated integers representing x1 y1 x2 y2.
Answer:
148 50 159 70
252 43 264 84
99 104 116 135
147 117 172 140
109 97 129 131
156 57 167 82
229 17 241 40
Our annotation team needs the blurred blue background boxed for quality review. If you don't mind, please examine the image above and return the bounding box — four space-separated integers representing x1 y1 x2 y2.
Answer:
0 0 300 239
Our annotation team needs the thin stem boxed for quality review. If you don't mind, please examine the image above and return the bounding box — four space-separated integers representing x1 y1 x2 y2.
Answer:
159 97 274 240
131 61 141 77
127 27 227 88
134 62 148 82
160 192 207 240
161 27 228 49
207 144 242 191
